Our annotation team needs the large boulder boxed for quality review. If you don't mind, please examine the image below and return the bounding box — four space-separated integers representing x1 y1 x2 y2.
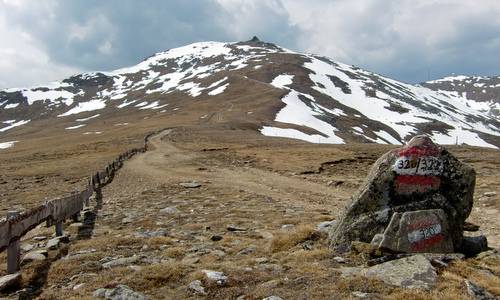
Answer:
329 135 476 253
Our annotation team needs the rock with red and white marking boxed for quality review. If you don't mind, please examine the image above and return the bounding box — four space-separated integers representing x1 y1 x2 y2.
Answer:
329 135 476 254
372 209 454 253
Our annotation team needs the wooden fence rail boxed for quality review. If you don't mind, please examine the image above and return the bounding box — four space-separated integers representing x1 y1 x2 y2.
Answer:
0 129 162 274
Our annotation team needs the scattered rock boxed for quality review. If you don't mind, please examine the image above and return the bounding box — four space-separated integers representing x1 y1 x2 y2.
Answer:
211 235 223 242
73 283 85 290
121 217 134 224
47 237 62 250
179 181 201 188
281 224 295 231
330 136 476 253
227 225 247 232
262 296 283 300
365 255 437 290
102 256 139 268
69 222 83 228
93 284 148 300
316 220 337 233
238 245 257 255
188 280 206 295
134 229 167 238
255 257 269 264
372 209 454 254
211 250 226 258
465 280 496 300
351 291 370 298
202 270 227 285
33 236 47 241
483 192 497 197
20 243 34 252
182 255 200 265
461 235 488 257
0 273 21 292
257 231 273 239
21 251 47 264
333 256 347 263
128 265 143 272
160 207 179 214
464 221 480 232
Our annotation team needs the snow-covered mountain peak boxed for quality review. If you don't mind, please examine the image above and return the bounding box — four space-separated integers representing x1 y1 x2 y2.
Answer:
1 38 499 149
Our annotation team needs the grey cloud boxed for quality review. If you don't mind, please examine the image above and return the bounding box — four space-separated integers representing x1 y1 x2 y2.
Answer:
0 0 499 88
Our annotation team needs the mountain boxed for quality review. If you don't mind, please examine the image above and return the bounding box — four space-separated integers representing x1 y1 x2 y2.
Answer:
1 37 499 148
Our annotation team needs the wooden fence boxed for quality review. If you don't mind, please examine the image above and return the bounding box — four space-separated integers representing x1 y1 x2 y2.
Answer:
0 130 160 274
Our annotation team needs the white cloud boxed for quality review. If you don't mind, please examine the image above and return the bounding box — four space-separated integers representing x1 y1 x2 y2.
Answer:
0 0 81 88
281 0 500 81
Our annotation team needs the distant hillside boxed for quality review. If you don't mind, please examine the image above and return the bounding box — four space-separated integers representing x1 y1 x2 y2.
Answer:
1 37 499 148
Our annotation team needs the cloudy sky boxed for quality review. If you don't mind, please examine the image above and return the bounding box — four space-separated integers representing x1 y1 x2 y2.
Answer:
1 0 499 88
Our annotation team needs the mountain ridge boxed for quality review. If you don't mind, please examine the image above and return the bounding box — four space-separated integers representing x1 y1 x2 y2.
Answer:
1 38 499 148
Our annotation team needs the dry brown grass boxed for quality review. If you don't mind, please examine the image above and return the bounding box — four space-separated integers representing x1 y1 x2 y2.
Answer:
269 224 316 253
125 262 188 290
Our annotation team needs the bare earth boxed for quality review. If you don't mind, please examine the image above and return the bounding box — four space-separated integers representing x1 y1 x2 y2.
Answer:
0 126 498 299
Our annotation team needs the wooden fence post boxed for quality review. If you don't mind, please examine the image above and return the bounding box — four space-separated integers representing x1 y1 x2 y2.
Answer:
7 211 20 274
55 221 63 237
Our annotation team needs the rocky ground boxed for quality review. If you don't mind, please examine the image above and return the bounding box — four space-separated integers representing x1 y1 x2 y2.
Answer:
0 126 498 299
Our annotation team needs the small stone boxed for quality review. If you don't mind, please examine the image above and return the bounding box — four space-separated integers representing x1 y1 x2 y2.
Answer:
211 250 226 258
333 256 347 263
102 256 139 268
255 257 269 264
238 245 257 255
20 243 34 252
93 284 148 300
280 224 295 231
316 220 337 233
69 222 83 228
179 181 201 188
33 236 47 241
465 279 496 300
259 279 279 289
21 251 47 264
262 296 283 300
211 235 223 242
202 270 227 285
483 192 496 197
46 237 61 250
121 217 133 224
227 225 247 232
351 291 369 298
188 280 206 295
0 273 21 292
160 207 179 214
128 265 143 272
257 231 273 239
462 235 488 257
73 283 85 290
464 221 480 232
181 255 200 265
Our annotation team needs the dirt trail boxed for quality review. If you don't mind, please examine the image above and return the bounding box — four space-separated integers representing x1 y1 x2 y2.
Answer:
123 128 348 208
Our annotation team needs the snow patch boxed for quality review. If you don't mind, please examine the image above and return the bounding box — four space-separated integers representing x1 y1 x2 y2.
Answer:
76 114 100 122
59 100 106 116
4 103 19 109
0 141 17 149
0 120 30 132
66 124 86 130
